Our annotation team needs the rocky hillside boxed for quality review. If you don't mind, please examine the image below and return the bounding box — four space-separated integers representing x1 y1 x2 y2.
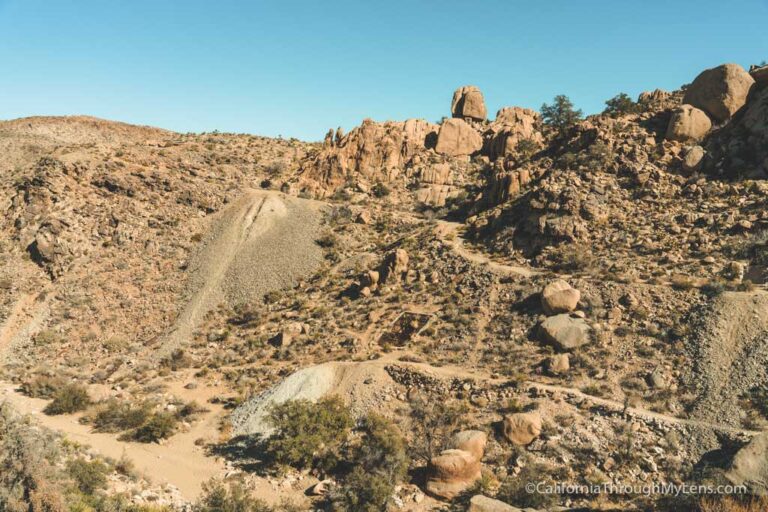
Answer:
2 62 768 512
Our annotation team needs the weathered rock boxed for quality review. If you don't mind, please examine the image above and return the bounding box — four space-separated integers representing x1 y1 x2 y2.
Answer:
426 449 482 499
272 322 303 347
547 353 570 375
448 430 487 461
665 105 712 142
638 89 670 104
502 412 542 446
541 279 580 315
416 163 457 206
379 249 409 285
682 145 705 171
726 431 768 495
355 210 372 224
435 118 483 157
540 314 591 350
451 85 487 121
468 495 522 512
751 64 768 87
360 270 379 290
683 63 755 122
487 107 542 161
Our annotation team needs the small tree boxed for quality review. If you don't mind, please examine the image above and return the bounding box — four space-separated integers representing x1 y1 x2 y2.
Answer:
603 92 639 117
407 394 468 463
540 95 583 135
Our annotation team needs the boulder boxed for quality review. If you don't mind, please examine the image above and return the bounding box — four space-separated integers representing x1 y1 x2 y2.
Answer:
435 118 483 157
682 145 705 171
487 107 543 161
541 279 580 315
271 322 303 347
416 163 456 207
448 430 487 460
502 412 542 446
683 63 755 122
638 89 670 104
547 353 570 375
379 249 409 285
426 449 482 499
665 105 712 142
726 432 768 495
540 314 591 350
451 85 487 121
468 495 522 512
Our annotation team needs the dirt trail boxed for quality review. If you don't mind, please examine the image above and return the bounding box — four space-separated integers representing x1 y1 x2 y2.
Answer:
156 189 324 359
0 376 226 499
435 220 539 278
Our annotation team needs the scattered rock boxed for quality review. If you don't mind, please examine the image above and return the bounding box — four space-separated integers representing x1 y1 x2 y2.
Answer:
541 279 580 315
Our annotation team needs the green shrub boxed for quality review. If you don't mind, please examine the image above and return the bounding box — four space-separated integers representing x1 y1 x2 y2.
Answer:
44 383 91 415
91 399 152 433
21 375 68 398
66 458 108 494
196 481 273 512
129 412 178 443
497 462 563 509
265 396 352 471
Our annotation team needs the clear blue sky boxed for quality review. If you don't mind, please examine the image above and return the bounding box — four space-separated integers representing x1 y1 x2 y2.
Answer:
1 0 766 141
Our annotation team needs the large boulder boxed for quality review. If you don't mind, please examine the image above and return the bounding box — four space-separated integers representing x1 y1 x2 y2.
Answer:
665 105 712 142
379 249 409 285
435 118 483 157
502 412 542 446
726 432 768 495
451 85 487 121
448 430 487 460
540 314 591 350
683 63 755 122
682 145 706 171
468 495 522 512
541 279 580 315
426 449 482 499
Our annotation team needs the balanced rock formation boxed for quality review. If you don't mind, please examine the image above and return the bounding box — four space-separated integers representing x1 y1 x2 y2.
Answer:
683 63 755 122
379 249 409 285
435 118 483 157
426 429 487 499
726 431 768 495
665 105 712 142
426 449 482 499
541 279 580 315
451 85 487 121
502 412 542 446
540 314 591 350
486 107 542 161
468 495 522 512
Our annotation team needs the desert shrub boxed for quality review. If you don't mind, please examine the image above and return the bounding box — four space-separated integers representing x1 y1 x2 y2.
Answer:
66 458 108 495
129 412 178 443
44 383 91 415
372 181 391 198
91 399 152 433
265 396 352 471
21 374 68 398
742 385 768 418
515 138 540 162
407 394 468 463
698 496 768 512
497 462 563 509
196 480 273 512
331 414 409 511
603 92 640 117
160 349 192 371
541 95 583 135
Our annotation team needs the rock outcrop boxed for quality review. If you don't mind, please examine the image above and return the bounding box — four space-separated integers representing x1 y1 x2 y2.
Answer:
435 118 483 157
726 432 768 495
502 412 542 445
486 107 542 161
415 163 456 207
665 105 712 142
451 85 487 121
683 63 755 122
379 249 409 285
751 64 768 87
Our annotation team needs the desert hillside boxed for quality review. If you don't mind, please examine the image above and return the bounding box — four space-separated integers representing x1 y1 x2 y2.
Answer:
2 62 768 512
